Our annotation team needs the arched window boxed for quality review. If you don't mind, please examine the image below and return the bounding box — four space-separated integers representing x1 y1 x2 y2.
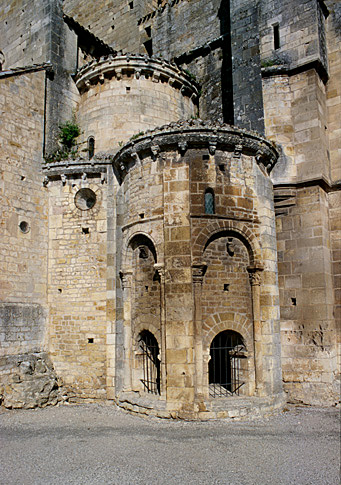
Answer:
138 330 160 395
88 136 95 159
209 330 246 397
205 189 215 214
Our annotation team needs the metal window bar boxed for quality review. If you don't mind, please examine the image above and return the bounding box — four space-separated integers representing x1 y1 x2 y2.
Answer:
139 333 161 395
209 332 246 398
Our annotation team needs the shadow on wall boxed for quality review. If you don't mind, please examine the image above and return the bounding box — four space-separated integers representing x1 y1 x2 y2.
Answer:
218 0 234 124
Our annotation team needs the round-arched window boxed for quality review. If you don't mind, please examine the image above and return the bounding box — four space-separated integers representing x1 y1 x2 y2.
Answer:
138 330 161 395
205 189 215 214
209 330 246 397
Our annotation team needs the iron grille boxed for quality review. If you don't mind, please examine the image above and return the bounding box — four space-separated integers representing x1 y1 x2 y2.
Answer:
209 331 246 398
138 331 161 395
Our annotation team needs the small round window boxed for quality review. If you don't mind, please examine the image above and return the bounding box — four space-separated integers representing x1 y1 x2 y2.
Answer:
19 221 30 233
74 188 97 210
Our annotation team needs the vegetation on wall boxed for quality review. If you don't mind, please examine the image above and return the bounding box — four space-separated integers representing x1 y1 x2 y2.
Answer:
45 119 81 162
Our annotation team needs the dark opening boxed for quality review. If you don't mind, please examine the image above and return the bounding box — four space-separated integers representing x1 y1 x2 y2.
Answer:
145 26 151 38
88 137 95 159
273 24 280 50
218 0 234 124
144 39 153 56
129 1 134 9
19 221 30 233
139 213 145 219
126 86 131 92
209 330 246 397
219 164 225 172
205 189 215 214
82 227 89 234
223 284 229 292
88 338 94 343
138 330 161 395
291 297 297 306
202 154 209 160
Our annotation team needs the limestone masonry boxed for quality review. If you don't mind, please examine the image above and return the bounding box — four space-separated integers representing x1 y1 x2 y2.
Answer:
0 0 339 418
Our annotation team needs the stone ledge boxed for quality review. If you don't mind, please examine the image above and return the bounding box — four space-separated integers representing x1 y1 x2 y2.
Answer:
115 391 286 420
113 119 279 182
75 54 200 100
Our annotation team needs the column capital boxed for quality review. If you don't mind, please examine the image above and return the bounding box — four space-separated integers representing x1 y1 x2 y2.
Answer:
247 265 264 286
192 262 207 284
119 269 133 289
154 263 165 281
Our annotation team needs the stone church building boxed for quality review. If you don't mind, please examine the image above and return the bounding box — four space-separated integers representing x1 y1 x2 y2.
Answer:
0 0 339 418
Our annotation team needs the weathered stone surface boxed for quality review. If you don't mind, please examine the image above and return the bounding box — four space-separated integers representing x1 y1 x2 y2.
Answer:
1 354 63 409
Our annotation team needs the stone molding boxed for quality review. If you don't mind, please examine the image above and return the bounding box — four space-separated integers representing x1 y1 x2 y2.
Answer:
42 153 111 182
75 54 200 100
112 119 279 182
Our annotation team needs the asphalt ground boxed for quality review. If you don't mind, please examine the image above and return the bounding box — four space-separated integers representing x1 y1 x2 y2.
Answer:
0 403 340 485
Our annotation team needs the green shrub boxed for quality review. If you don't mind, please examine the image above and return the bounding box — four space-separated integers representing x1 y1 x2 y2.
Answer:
59 120 80 150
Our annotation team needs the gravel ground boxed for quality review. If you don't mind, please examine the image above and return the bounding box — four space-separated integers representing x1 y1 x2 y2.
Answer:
0 403 339 485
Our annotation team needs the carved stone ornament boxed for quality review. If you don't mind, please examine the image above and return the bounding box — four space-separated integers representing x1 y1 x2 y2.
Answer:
209 142 217 155
154 263 165 280
234 144 243 157
61 174 67 185
178 140 187 154
151 144 160 157
247 266 264 286
119 269 133 289
192 263 207 283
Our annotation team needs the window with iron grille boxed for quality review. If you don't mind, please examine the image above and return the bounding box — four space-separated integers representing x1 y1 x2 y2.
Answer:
209 330 246 397
138 330 161 395
205 189 215 214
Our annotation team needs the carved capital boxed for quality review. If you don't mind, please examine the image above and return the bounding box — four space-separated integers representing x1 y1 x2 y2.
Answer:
119 269 133 289
247 266 264 286
154 263 165 281
192 262 207 284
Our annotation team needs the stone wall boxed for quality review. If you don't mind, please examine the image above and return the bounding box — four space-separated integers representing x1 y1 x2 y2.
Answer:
0 69 48 380
75 55 199 153
259 0 328 74
0 0 80 153
113 121 282 419
326 2 341 184
47 174 108 400
276 186 337 404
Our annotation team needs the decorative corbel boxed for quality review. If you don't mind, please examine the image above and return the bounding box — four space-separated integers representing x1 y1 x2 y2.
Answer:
178 140 187 155
43 176 49 187
209 137 217 155
61 174 67 185
234 144 243 158
101 172 107 184
151 144 160 158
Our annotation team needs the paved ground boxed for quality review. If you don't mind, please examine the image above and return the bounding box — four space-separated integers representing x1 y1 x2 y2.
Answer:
0 403 340 485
